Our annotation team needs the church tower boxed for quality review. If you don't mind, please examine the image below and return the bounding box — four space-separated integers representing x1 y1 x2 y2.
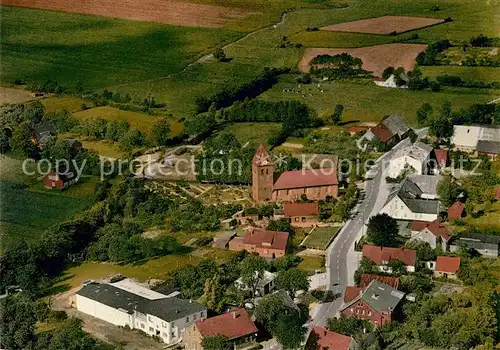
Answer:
252 144 274 202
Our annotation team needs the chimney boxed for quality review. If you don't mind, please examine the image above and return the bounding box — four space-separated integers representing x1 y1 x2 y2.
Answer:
232 311 237 319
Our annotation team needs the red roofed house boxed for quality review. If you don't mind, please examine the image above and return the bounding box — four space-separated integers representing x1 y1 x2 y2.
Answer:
448 201 465 220
344 286 365 303
228 228 289 259
362 245 417 273
495 186 500 200
183 308 258 350
348 126 368 136
306 326 357 350
434 256 461 280
434 149 448 169
252 145 338 203
283 202 319 227
410 220 451 251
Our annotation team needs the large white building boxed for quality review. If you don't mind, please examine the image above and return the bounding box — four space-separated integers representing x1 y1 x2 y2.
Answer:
379 175 443 222
451 125 500 159
76 279 207 345
387 141 434 178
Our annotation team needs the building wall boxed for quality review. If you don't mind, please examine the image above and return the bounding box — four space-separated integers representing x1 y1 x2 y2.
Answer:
449 244 499 257
410 229 448 251
378 264 415 274
388 156 424 178
254 246 285 259
76 295 133 327
434 271 458 280
43 175 64 190
340 299 391 327
252 164 274 202
289 215 319 228
272 185 338 202
380 197 437 222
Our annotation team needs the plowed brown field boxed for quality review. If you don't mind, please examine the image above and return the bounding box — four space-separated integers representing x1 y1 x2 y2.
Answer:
321 16 444 35
2 0 256 28
299 43 428 77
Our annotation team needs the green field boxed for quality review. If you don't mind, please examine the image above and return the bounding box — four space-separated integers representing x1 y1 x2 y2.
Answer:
302 226 340 250
259 74 500 125
436 46 500 65
0 6 242 90
222 122 282 147
0 156 94 245
421 66 500 83
41 96 92 114
71 106 183 135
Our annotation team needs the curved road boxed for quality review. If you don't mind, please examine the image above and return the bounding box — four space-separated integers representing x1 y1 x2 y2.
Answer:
311 129 427 325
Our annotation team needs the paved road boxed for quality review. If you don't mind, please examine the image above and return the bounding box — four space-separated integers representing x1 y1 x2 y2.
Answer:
310 129 428 325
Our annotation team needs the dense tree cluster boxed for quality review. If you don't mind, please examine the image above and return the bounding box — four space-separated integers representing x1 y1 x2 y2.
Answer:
415 40 452 65
194 67 288 113
436 74 500 89
309 53 370 79
366 213 399 247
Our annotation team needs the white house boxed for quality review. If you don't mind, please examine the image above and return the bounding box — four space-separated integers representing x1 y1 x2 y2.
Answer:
76 279 207 345
410 220 451 251
388 141 434 178
374 73 409 89
235 271 276 296
380 176 442 222
451 125 500 159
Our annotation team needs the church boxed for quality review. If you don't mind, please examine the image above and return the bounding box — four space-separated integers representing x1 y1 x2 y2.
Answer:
252 145 339 202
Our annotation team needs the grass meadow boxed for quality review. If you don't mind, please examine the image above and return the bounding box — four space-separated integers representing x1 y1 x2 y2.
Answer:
0 156 94 246
259 75 500 125
222 122 282 147
421 66 500 83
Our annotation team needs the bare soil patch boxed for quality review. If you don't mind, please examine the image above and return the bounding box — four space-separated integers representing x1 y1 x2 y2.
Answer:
0 86 37 105
321 16 444 35
3 0 256 28
299 43 428 77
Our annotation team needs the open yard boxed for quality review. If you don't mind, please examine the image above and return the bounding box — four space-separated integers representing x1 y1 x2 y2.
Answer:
222 122 282 147
0 86 36 105
320 15 444 35
41 96 93 114
302 226 340 250
299 44 428 77
260 74 500 125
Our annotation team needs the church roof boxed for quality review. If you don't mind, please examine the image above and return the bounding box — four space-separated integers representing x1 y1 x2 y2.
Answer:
273 169 338 190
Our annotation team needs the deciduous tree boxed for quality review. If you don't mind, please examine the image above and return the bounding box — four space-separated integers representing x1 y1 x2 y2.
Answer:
366 213 398 247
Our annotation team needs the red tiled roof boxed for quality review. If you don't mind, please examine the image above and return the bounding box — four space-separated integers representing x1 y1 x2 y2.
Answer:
348 126 368 134
434 149 448 166
309 326 353 350
283 202 319 217
412 220 451 240
435 256 461 274
448 201 465 219
362 244 417 267
273 169 338 190
243 228 289 251
196 308 258 340
496 187 500 200
359 274 400 289
344 286 364 303
370 123 394 143
253 144 273 166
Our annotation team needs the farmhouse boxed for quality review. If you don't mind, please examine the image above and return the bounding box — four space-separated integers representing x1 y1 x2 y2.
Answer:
252 145 338 202
32 120 55 147
410 220 451 251
364 114 409 148
340 280 405 327
434 148 448 169
228 228 289 259
434 256 461 280
449 232 500 257
183 308 258 350
374 73 409 89
43 169 79 190
379 176 442 222
362 245 417 273
76 280 207 345
387 142 434 178
451 125 500 159
306 326 357 350
282 202 319 227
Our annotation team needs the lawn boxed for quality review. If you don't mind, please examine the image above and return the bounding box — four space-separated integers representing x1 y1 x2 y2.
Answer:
221 122 282 147
302 226 340 250
421 66 500 84
0 6 242 90
40 96 92 114
298 255 325 274
259 74 500 125
71 106 183 135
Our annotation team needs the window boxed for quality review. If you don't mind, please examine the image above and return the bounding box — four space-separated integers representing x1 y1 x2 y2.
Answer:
141 323 145 329
171 332 175 338
172 322 175 328
148 316 152 322
162 322 167 328
193 314 197 320
261 169 264 175
301 217 306 222
266 169 269 175
149 327 154 333
163 332 168 338
200 312 204 318
186 316 189 322
368 311 371 316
